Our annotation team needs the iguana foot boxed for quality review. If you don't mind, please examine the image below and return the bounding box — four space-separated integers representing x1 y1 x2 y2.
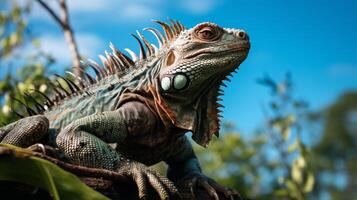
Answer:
27 143 64 159
117 160 181 200
183 173 241 200
27 143 46 154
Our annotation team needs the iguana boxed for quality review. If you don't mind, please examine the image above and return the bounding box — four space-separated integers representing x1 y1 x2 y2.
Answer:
0 20 250 199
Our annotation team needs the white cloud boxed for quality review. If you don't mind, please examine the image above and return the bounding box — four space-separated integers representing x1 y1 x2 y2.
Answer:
31 33 104 65
77 34 105 58
29 0 109 18
119 3 159 20
328 63 357 77
29 0 161 23
67 0 110 12
180 0 218 14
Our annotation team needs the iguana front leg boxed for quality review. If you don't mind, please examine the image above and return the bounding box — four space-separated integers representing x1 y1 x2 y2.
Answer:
56 109 127 169
56 101 179 199
0 115 49 147
166 136 241 200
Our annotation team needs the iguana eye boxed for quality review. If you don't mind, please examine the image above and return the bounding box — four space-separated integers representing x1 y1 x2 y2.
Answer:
198 28 214 40
194 24 221 41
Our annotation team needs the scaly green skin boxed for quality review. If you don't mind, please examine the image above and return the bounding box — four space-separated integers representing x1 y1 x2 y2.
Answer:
0 20 250 199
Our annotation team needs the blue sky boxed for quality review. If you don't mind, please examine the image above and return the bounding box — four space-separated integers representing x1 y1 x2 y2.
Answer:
2 0 357 133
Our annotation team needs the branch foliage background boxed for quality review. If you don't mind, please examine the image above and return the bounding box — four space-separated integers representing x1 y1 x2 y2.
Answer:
1 1 356 199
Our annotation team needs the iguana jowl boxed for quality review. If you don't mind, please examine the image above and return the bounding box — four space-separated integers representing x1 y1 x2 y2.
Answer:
0 20 250 199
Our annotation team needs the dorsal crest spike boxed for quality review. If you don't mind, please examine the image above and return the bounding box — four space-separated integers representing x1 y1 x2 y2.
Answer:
54 78 71 97
109 43 124 68
65 75 81 92
136 30 154 56
11 96 37 116
153 20 174 42
72 67 96 85
109 54 124 72
37 19 188 111
47 80 65 99
99 54 112 75
87 59 107 78
131 33 147 60
84 62 101 80
175 20 184 33
104 52 114 74
109 42 134 67
24 92 45 113
66 71 86 89
151 43 159 56
29 89 54 106
54 74 77 94
144 27 164 47
111 52 126 69
177 20 185 31
124 48 138 62
10 107 25 118
168 18 178 35
106 51 120 74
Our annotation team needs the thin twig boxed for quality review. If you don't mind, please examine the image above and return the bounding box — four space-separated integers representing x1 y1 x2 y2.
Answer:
35 0 66 28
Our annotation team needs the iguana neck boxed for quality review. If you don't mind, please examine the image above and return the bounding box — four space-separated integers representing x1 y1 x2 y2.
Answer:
143 72 228 147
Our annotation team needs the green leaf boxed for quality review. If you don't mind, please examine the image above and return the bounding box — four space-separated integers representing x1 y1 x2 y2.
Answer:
31 38 41 48
288 138 300 153
286 180 304 200
274 189 288 196
282 127 291 140
303 172 315 193
0 144 109 200
291 160 303 184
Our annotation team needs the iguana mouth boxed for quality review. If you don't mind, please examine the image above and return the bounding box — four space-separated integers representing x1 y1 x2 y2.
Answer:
184 46 250 59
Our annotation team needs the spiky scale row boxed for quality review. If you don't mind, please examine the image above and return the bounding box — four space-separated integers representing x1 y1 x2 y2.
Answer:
12 19 185 118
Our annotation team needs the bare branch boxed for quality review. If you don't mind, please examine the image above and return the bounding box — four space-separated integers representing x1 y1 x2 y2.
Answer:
36 0 82 77
58 0 81 74
35 0 66 28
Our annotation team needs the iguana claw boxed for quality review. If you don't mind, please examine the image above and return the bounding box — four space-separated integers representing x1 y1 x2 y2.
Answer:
186 173 241 200
117 160 181 200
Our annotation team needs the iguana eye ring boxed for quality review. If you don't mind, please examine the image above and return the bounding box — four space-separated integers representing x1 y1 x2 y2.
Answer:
160 77 171 91
194 23 221 41
173 73 189 90
160 73 190 92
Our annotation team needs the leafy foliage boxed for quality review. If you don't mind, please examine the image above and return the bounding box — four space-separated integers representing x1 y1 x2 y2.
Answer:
0 144 109 200
0 1 29 57
310 92 357 199
194 74 314 200
0 1 55 125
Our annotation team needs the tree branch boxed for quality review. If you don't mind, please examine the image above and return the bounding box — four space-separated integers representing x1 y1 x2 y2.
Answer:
35 0 66 28
36 0 82 77
0 145 244 200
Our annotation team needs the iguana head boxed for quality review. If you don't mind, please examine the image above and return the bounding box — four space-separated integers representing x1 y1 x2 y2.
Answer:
149 21 250 147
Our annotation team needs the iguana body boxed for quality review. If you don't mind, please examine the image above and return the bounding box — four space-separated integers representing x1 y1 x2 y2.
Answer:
0 20 250 199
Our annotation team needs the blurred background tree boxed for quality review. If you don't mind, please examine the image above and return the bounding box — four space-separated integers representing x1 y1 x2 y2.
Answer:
0 1 54 125
309 92 357 199
1 0 356 200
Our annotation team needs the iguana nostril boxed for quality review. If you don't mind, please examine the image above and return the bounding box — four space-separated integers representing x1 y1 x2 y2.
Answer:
238 31 246 39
